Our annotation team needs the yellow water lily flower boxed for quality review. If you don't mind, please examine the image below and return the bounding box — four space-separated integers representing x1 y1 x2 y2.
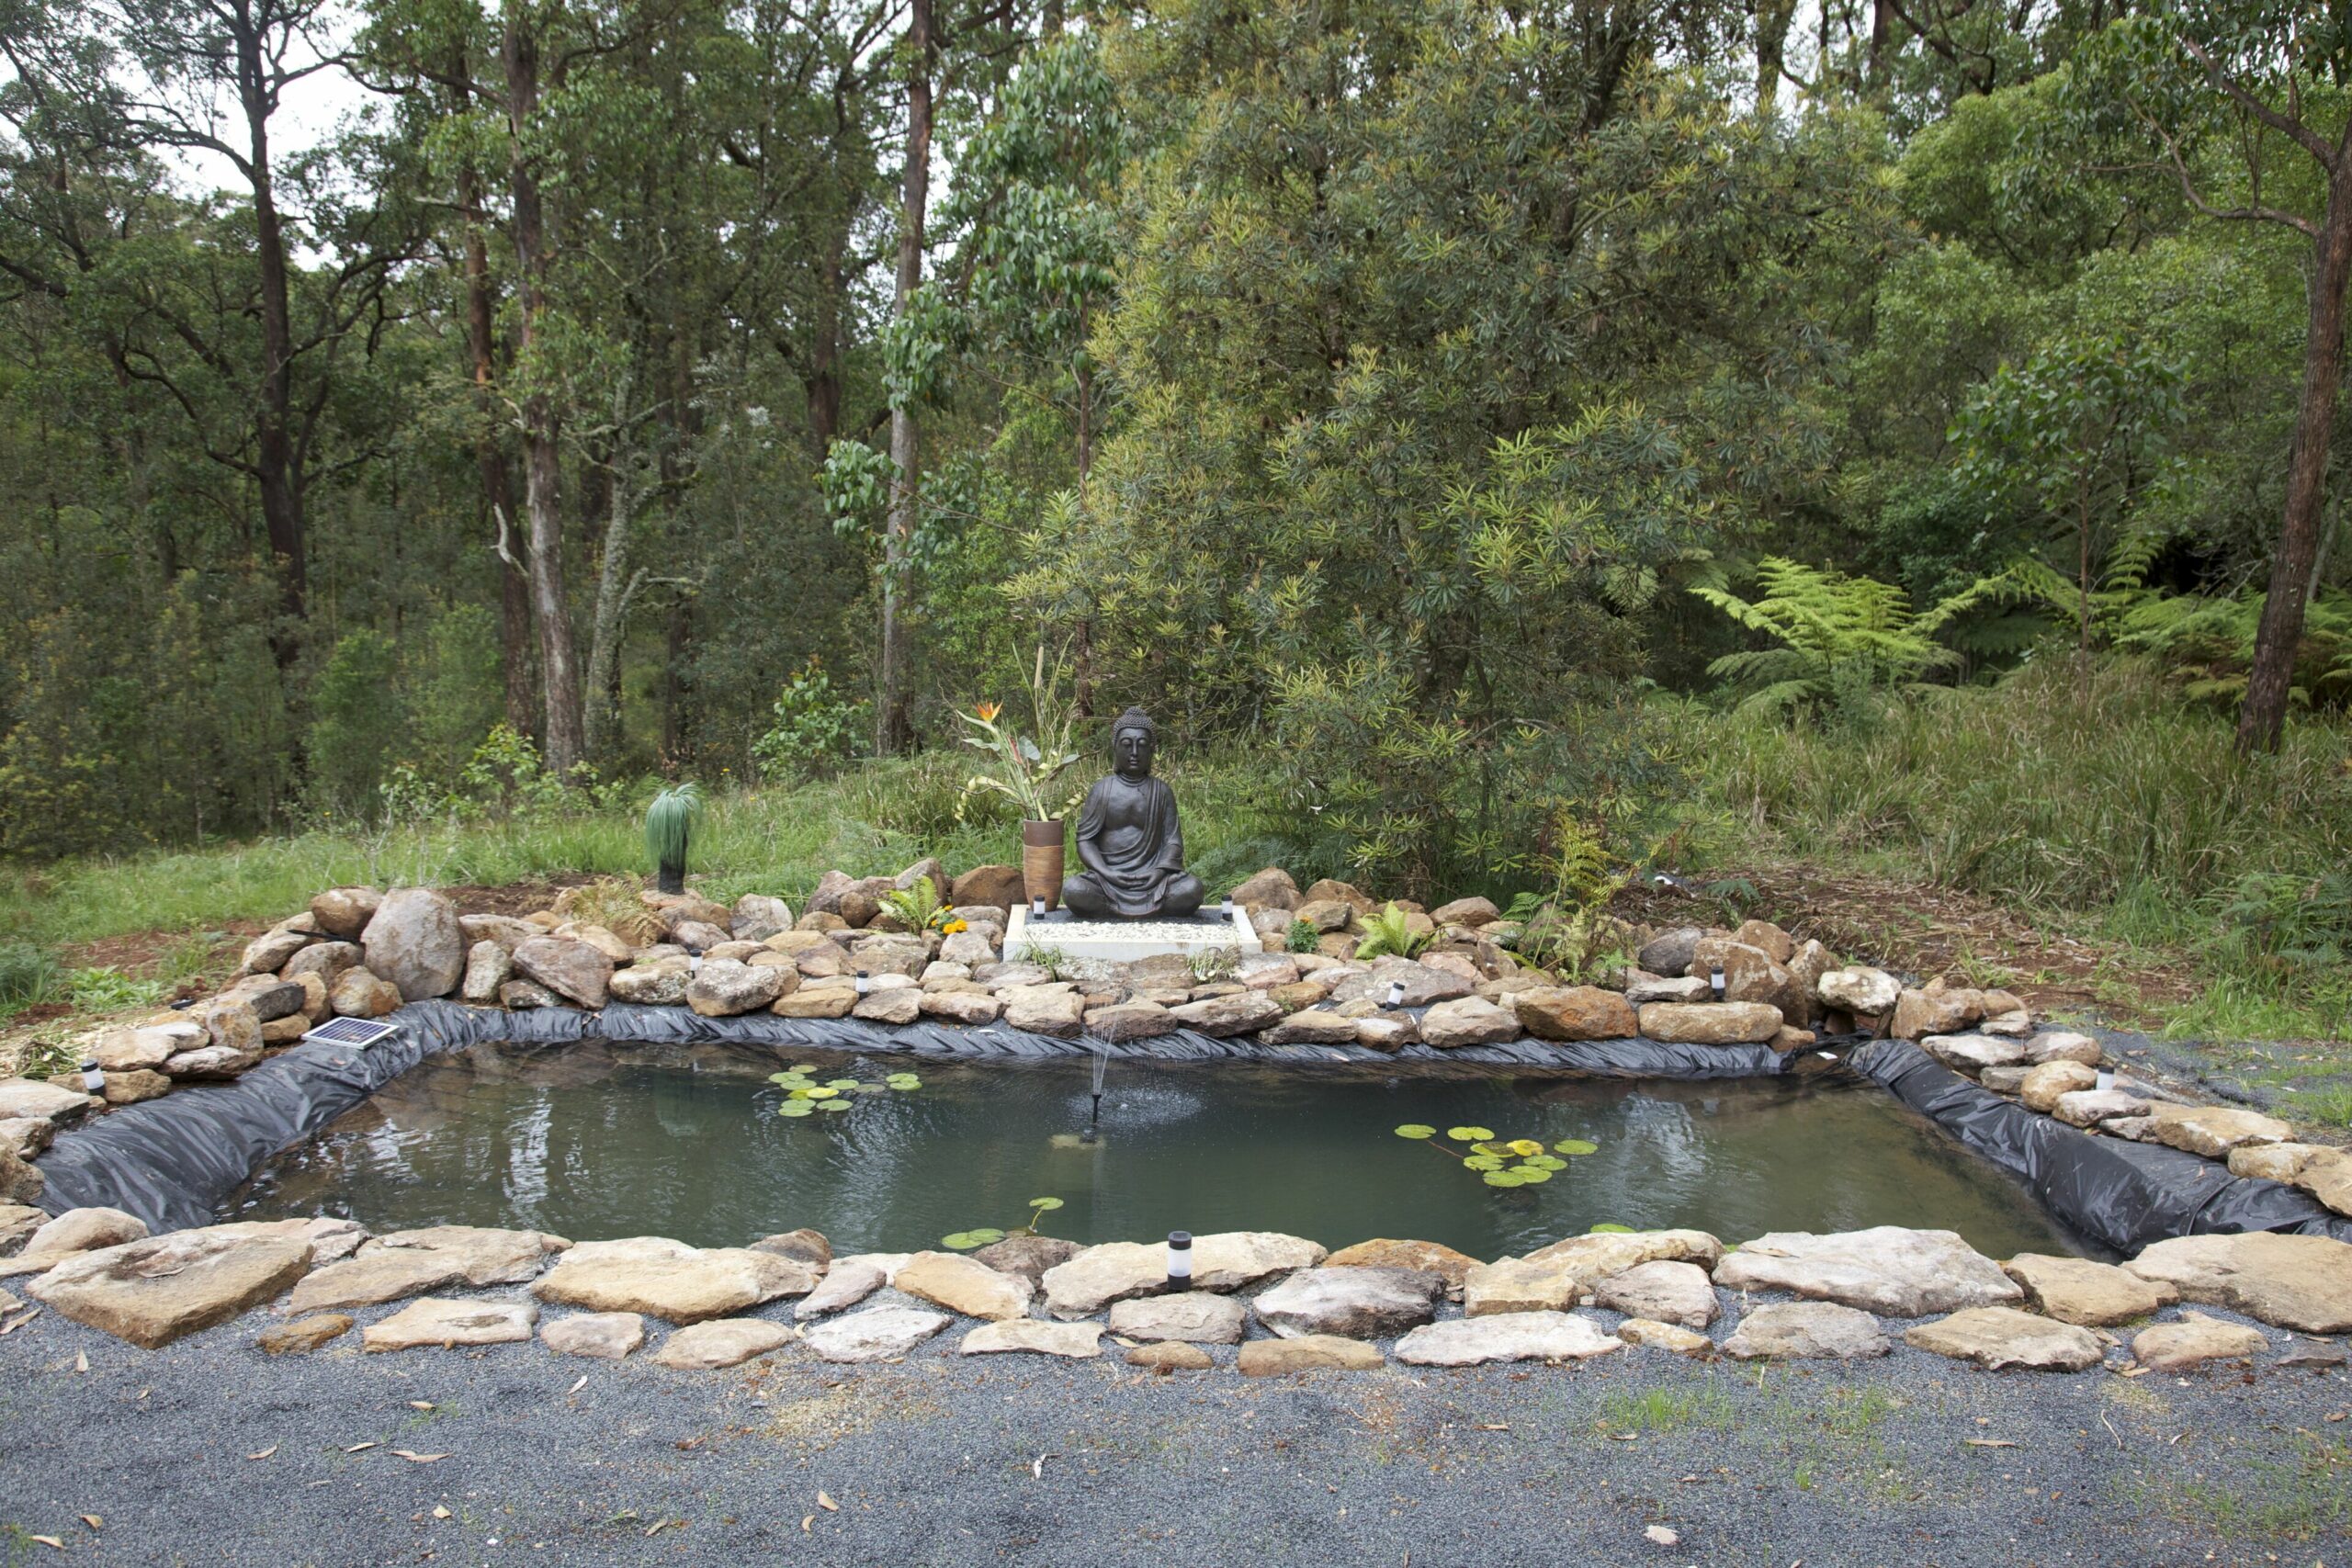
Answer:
1509 1138 1544 1157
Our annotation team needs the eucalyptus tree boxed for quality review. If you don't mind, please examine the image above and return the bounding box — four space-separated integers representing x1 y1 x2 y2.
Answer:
2067 4 2352 750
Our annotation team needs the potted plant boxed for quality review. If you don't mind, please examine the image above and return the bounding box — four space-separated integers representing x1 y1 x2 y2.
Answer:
644 783 702 896
958 647 1083 909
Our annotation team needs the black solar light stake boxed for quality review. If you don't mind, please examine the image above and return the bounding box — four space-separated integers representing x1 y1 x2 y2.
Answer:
1032 896 1046 918
79 1059 104 1094
1709 964 1726 1000
1382 979 1406 1010
854 970 871 996
1220 891 1234 919
1165 1231 1193 1288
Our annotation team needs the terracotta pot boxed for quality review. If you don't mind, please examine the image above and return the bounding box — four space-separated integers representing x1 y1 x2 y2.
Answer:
1021 818 1066 911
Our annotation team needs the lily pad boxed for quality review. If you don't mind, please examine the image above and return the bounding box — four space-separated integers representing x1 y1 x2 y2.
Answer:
1471 1142 1506 1158
1393 1123 1437 1140
886 1074 922 1091
941 1228 1006 1250
1509 1165 1553 1184
1481 1170 1526 1188
1553 1139 1599 1156
802 1087 840 1100
826 1078 861 1090
777 1101 815 1118
766 1072 803 1086
817 1099 853 1113
1589 1223 1634 1235
852 1081 888 1094
1028 1197 1065 1212
1462 1155 1504 1172
1447 1126 1496 1144
1525 1156 1568 1171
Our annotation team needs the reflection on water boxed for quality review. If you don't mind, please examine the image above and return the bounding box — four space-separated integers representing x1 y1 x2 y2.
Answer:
222 1042 2079 1259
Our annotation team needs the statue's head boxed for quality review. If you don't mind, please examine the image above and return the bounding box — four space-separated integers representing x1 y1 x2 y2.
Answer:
1110 706 1157 780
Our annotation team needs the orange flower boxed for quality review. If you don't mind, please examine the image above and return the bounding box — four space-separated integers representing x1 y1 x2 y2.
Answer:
975 701 1002 722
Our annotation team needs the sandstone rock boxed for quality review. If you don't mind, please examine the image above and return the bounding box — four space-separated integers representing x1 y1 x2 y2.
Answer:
288 1226 568 1314
912 990 998 1025
1636 927 1706 978
949 864 1023 909
1354 1016 1415 1051
1514 986 1638 1042
220 975 308 1021
939 930 998 967
240 926 313 976
200 1216 368 1263
1416 996 1518 1048
669 919 731 952
1713 1227 2022 1316
684 959 788 1017
459 914 539 952
2122 1233 2352 1333
1043 1232 1327 1319
1815 966 1900 1016
2143 1102 2294 1159
803 1305 951 1362
459 940 515 1005
1466 1231 1724 1317
960 1319 1101 1358
731 895 795 943
1228 867 1299 909
2226 1143 2326 1184
2002 1253 2175 1325
363 1297 538 1352
1904 1306 2103 1371
92 1024 191 1073
2132 1311 2268 1372
1086 1000 1175 1043
310 886 383 939
500 979 559 1009
259 1013 309 1044
1616 1318 1714 1357
283 940 364 987
1252 1266 1442 1340
651 1317 795 1369
542 1312 647 1359
1431 896 1499 928
0 1077 95 1122
1689 938 1808 1020
329 968 402 1020
607 961 692 1006
971 1235 1078 1284
1637 1001 1781 1045
288 970 330 1021
1302 878 1375 913
1395 1311 1622 1366
2019 1060 2098 1111
2025 1031 2102 1066
749 1228 831 1268
101 1069 172 1104
160 1043 260 1080
894 1250 1035 1321
775 985 856 1019
512 936 614 1008
24 1207 148 1259
1157 992 1279 1039
1127 1341 1213 1371
1237 1334 1383 1374
1923 1033 2026 1074
850 987 921 1024
28 1231 314 1348
258 1314 352 1354
532 1236 820 1324
1106 1292 1248 1344
0 1119 53 1161
361 888 465 1001
1891 980 1983 1040
1593 1259 1718 1330
1326 1238 1481 1294
1725 919 1792 963
796 1258 892 1319
1003 986 1087 1037
1263 1009 1358 1045
2053 1088 2150 1127
1724 1301 1888 1359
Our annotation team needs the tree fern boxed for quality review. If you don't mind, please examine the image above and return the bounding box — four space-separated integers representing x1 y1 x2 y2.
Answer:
1690 558 1963 717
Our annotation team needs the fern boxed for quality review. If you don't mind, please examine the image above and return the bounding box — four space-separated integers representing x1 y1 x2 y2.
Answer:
879 874 945 932
1352 901 1434 961
1690 558 1964 716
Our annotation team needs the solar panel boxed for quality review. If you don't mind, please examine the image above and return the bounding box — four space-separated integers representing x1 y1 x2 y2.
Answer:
300 1017 403 1050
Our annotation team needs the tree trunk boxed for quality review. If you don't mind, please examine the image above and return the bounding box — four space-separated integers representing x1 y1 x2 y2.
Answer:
505 14 584 772
1755 0 1795 112
2237 169 2352 753
877 0 933 758
236 10 305 654
583 391 643 763
458 111 537 741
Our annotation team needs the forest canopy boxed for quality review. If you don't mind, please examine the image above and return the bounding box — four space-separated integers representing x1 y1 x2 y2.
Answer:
3 0 2349 875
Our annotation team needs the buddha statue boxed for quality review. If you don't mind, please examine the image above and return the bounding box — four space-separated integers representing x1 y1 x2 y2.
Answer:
1059 707 1206 920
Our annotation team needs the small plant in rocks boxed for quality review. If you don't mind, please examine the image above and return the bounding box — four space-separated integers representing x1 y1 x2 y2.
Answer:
879 875 965 935
1351 901 1433 961
1285 917 1320 954
1393 1123 1597 1189
941 1195 1064 1250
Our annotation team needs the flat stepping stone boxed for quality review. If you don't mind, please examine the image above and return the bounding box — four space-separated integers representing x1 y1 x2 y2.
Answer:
650 1318 795 1369
1615 1318 1713 1357
2132 1311 2269 1372
2123 1233 2352 1334
959 1320 1101 1358
795 1258 892 1321
1041 1232 1325 1319
1107 1292 1248 1345
1713 1227 2021 1316
257 1314 353 1355
541 1312 647 1359
894 1251 1034 1321
1323 1238 1481 1293
362 1297 537 1352
1237 1335 1384 1374
802 1306 950 1363
28 1230 313 1349
1723 1302 1889 1360
1593 1260 1717 1330
1252 1267 1442 1340
1394 1311 1622 1367
1903 1307 2103 1371
2002 1254 2177 1326
1126 1341 1213 1371
531 1237 820 1325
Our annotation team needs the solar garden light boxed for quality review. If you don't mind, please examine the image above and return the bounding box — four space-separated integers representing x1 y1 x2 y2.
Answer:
1220 890 1234 919
1382 978 1406 1010
1032 894 1047 918
1165 1231 1193 1288
2096 1066 2116 1091
1709 963 1726 1000
79 1059 105 1094
854 970 871 996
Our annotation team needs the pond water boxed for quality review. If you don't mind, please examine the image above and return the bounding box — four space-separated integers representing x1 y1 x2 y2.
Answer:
222 1041 2079 1261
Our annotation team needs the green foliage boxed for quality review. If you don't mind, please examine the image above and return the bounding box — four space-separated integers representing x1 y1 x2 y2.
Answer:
308 630 405 820
750 661 867 784
0 942 55 1010
66 965 166 1012
943 1195 1063 1250
877 874 949 934
2114 589 2352 708
1285 918 1321 955
956 648 1085 824
1396 1124 1589 1190
1691 559 1977 719
1351 902 1433 962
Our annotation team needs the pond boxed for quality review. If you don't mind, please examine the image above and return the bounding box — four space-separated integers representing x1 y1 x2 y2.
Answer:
221 1041 2080 1261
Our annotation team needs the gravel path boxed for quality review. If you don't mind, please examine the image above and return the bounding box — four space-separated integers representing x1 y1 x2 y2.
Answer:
4 1302 2346 1567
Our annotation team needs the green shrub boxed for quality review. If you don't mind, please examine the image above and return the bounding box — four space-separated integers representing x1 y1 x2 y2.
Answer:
1285 917 1320 953
751 660 867 783
308 628 405 819
1352 902 1434 961
0 941 54 1008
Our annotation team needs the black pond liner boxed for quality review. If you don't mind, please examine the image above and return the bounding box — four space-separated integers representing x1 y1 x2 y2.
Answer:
1849 1040 2352 1255
32 999 1790 1233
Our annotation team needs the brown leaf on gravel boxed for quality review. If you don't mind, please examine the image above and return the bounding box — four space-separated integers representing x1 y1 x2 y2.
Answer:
77 1517 100 1531
343 1442 377 1454
391 1450 447 1463
244 1447 277 1461
817 1492 839 1512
